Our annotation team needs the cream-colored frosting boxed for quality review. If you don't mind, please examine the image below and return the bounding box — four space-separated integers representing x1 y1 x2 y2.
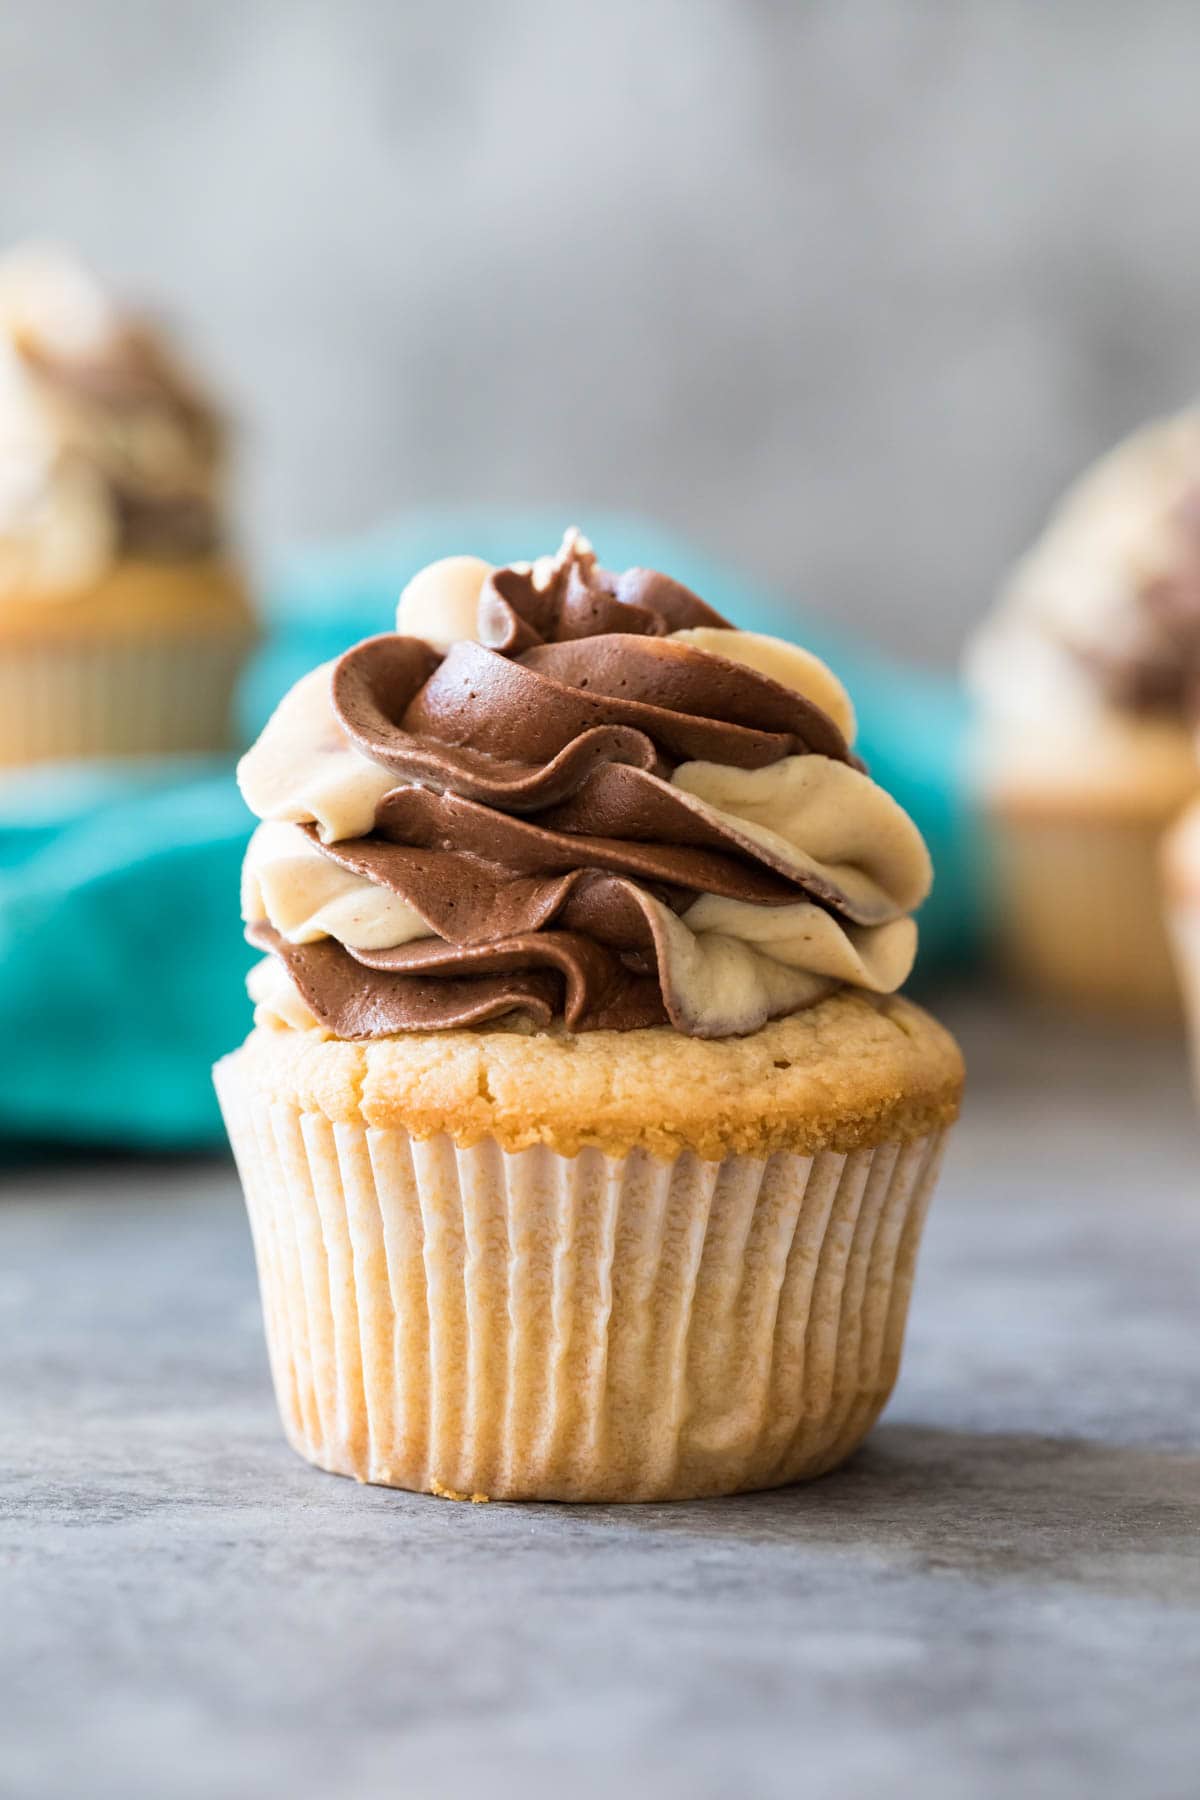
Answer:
669 626 857 743
670 757 929 919
237 664 397 843
0 259 117 593
0 244 117 360
969 694 1198 810
396 554 493 651
678 892 916 990
646 898 913 1037
247 954 325 1033
0 433 115 593
242 821 430 950
0 248 123 592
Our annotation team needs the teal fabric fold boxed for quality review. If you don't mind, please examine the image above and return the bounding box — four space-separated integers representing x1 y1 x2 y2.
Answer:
0 511 982 1149
0 759 254 1147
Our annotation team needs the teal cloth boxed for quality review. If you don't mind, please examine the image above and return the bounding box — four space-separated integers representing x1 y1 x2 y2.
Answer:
0 512 982 1149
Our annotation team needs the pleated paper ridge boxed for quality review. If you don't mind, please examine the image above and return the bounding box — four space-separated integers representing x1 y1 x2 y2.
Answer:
0 634 245 764
217 1064 946 1501
992 811 1181 1015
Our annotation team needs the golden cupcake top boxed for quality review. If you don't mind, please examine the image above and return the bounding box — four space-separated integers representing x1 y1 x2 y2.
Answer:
237 529 933 1045
233 987 962 1159
0 243 229 599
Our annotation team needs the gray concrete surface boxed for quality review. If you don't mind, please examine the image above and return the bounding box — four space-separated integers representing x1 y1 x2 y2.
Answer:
3 991 1200 1799
4 3 1200 662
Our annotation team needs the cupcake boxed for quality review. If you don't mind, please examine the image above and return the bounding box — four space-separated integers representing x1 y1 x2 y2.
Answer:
966 409 1200 1016
216 530 963 1502
0 244 255 764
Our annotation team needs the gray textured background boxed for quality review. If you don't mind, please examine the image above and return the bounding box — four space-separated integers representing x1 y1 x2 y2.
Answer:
2 0 1198 661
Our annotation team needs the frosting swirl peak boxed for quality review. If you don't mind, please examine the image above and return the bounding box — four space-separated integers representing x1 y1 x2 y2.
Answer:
239 531 930 1040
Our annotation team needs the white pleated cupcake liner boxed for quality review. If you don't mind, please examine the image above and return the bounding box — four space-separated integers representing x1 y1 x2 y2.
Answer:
0 633 248 765
988 808 1183 1016
216 1060 948 1502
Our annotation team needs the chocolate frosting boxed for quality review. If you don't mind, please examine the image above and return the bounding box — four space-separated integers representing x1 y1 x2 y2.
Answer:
332 626 851 811
244 536 911 1038
478 558 729 653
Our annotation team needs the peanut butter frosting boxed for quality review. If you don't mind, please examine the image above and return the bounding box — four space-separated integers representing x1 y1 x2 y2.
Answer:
239 530 932 1040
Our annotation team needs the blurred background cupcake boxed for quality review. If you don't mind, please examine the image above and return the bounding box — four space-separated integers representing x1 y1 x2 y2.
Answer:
0 242 255 765
965 408 1200 1017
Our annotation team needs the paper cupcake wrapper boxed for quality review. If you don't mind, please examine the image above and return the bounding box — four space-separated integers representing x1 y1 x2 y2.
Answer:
0 632 248 765
217 1066 948 1501
988 809 1182 1017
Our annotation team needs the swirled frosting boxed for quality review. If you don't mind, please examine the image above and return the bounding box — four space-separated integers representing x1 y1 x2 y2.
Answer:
0 244 228 596
968 409 1200 728
238 530 931 1039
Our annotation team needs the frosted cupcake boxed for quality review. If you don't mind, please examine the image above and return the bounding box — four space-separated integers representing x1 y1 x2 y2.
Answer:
0 244 255 764
966 409 1200 1016
216 531 963 1502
